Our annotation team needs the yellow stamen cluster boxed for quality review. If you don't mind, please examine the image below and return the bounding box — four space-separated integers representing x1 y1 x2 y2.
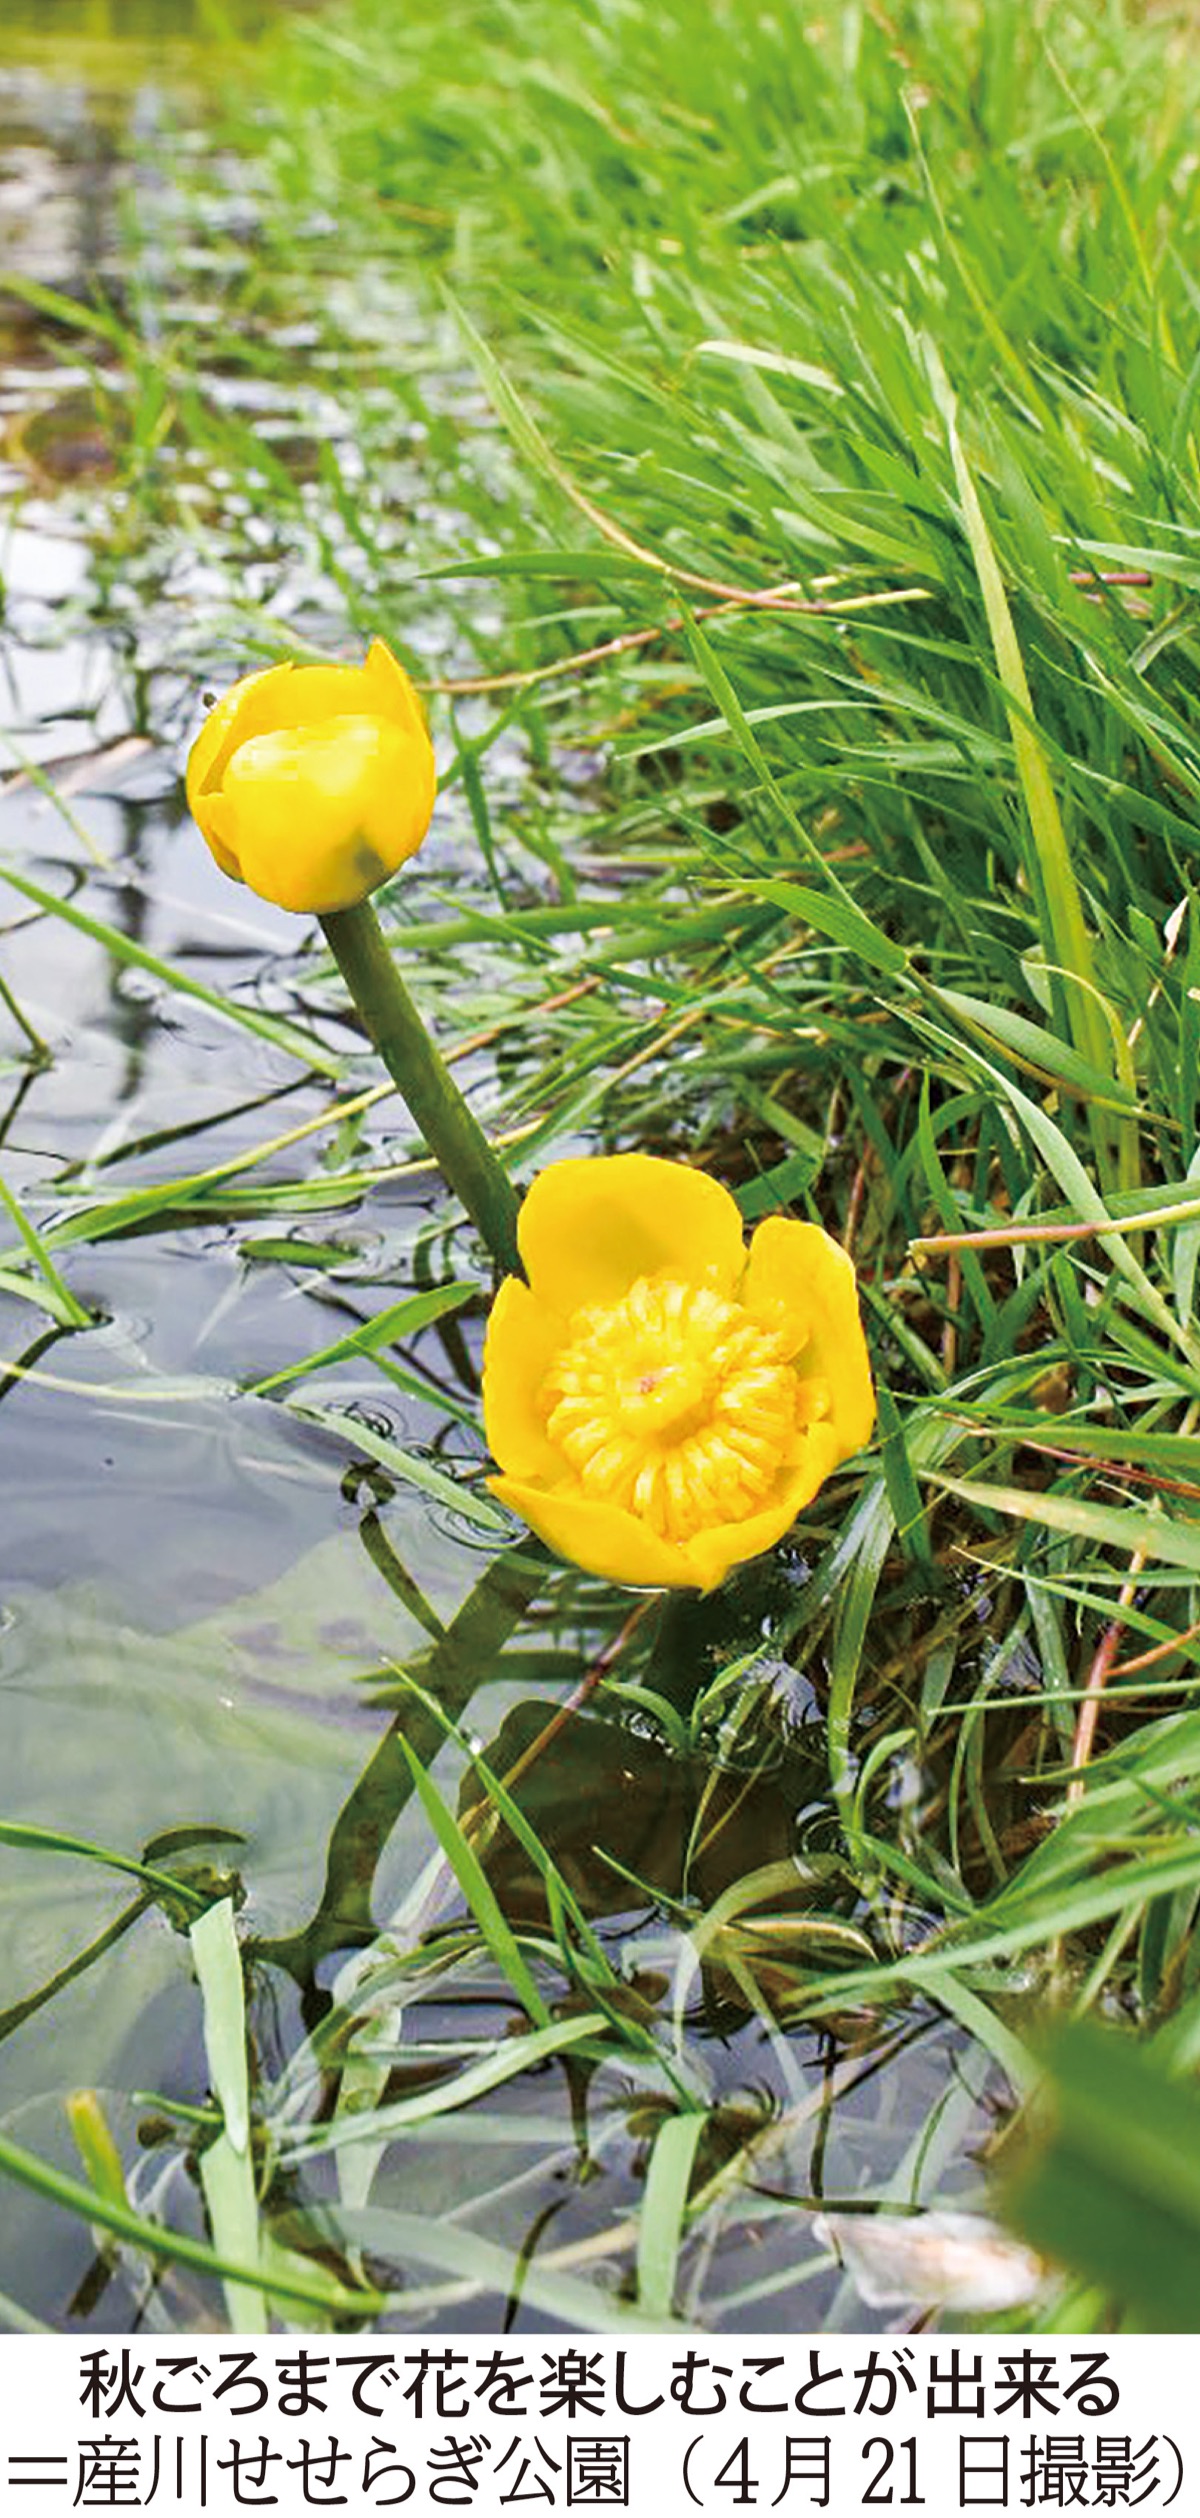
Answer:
541 1272 822 1541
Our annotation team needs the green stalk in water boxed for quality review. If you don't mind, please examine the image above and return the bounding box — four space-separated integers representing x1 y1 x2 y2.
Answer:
322 898 522 1279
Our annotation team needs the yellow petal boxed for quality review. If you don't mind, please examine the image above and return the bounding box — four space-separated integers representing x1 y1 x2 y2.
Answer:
517 1154 745 1317
187 644 436 911
683 1429 843 1592
489 1475 698 1589
187 646 428 799
229 661 390 743
369 725 436 867
191 793 243 884
220 717 429 914
743 1216 875 1453
365 637 431 742
186 665 280 816
482 1278 569 1481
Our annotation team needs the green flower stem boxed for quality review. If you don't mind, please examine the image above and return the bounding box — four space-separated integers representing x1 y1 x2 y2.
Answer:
321 899 522 1278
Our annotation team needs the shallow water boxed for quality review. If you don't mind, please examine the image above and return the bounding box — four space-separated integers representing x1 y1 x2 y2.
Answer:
0 0 498 2325
0 6 1004 2335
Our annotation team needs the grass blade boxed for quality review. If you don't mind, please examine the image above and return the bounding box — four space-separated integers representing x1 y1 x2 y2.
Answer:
191 1899 265 2332
636 2110 707 2320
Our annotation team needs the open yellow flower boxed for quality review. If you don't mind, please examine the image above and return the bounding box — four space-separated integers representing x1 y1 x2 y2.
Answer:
186 638 436 915
483 1154 875 1591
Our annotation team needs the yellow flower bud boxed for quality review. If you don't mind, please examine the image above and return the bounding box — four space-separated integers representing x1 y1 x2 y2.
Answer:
483 1154 876 1591
186 639 436 915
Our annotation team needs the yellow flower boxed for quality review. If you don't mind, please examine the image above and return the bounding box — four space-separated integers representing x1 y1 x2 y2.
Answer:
483 1154 875 1591
186 639 436 915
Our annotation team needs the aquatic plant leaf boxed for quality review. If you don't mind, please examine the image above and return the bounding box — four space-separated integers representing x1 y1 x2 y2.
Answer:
191 1898 266 2332
191 1898 250 2154
636 2110 706 2319
290 1401 508 1531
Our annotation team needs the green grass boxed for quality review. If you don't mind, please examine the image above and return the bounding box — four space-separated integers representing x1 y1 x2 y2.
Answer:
6 0 1200 2329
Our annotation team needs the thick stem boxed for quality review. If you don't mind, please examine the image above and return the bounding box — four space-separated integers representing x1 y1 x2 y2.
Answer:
321 899 522 1279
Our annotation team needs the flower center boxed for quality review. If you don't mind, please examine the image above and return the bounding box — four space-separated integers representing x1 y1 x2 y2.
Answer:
541 1272 817 1541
